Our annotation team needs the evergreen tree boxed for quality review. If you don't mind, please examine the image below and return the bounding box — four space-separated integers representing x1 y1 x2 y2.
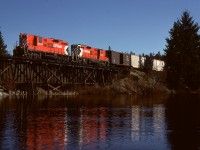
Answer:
164 11 200 90
138 55 144 69
0 30 8 56
108 46 111 51
154 51 164 60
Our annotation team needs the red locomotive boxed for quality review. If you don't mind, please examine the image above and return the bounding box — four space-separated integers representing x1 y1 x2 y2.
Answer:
14 33 69 59
71 44 108 63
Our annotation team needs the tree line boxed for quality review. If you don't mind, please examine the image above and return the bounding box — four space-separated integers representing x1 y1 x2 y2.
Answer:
0 30 9 56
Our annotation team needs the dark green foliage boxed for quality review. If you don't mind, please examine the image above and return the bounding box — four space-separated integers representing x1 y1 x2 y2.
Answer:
164 11 200 90
108 46 111 51
154 51 164 60
138 53 154 73
138 55 144 69
143 53 154 73
0 30 8 56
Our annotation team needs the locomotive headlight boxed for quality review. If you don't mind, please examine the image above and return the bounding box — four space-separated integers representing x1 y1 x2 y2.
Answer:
64 46 69 55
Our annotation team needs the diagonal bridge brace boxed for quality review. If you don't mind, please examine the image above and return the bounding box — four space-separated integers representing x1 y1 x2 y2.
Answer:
45 66 65 94
83 69 97 85
0 63 15 87
47 84 63 94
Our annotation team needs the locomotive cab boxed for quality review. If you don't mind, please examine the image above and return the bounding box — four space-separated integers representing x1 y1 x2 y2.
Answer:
71 44 83 61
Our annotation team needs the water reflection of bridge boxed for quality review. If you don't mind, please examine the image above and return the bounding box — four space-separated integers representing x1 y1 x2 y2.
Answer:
0 56 124 94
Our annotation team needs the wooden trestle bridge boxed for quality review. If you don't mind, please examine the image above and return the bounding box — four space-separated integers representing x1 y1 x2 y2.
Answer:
0 56 127 95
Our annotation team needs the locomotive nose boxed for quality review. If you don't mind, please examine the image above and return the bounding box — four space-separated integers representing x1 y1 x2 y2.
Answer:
77 45 83 57
77 45 81 54
64 46 69 55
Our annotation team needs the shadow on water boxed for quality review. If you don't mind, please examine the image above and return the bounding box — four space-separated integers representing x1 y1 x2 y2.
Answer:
165 94 200 150
0 94 169 109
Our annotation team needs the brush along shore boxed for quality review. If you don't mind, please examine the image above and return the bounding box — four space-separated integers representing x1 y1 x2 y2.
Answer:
77 69 169 95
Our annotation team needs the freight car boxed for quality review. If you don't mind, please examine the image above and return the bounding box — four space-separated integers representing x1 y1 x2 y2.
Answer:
152 59 165 71
106 50 131 67
130 54 145 68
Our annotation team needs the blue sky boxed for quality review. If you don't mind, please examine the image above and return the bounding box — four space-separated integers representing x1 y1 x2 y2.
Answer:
0 0 200 55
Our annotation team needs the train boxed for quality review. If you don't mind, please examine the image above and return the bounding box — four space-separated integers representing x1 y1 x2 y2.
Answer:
13 33 164 71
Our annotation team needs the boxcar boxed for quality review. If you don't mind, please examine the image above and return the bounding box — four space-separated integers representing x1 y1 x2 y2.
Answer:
106 50 121 65
120 53 131 66
131 54 145 69
153 59 165 71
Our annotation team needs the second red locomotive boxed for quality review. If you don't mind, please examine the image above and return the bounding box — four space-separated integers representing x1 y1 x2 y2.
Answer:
71 44 108 63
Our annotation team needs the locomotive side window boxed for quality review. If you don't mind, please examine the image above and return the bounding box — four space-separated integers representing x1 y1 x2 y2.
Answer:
53 39 59 42
87 46 91 49
38 37 42 43
34 36 37 46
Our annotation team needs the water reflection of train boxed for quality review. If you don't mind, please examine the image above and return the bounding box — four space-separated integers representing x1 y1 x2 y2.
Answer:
26 109 67 150
131 105 165 142
78 107 107 146
13 33 164 71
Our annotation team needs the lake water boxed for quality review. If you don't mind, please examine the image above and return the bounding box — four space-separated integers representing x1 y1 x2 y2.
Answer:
0 94 199 150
